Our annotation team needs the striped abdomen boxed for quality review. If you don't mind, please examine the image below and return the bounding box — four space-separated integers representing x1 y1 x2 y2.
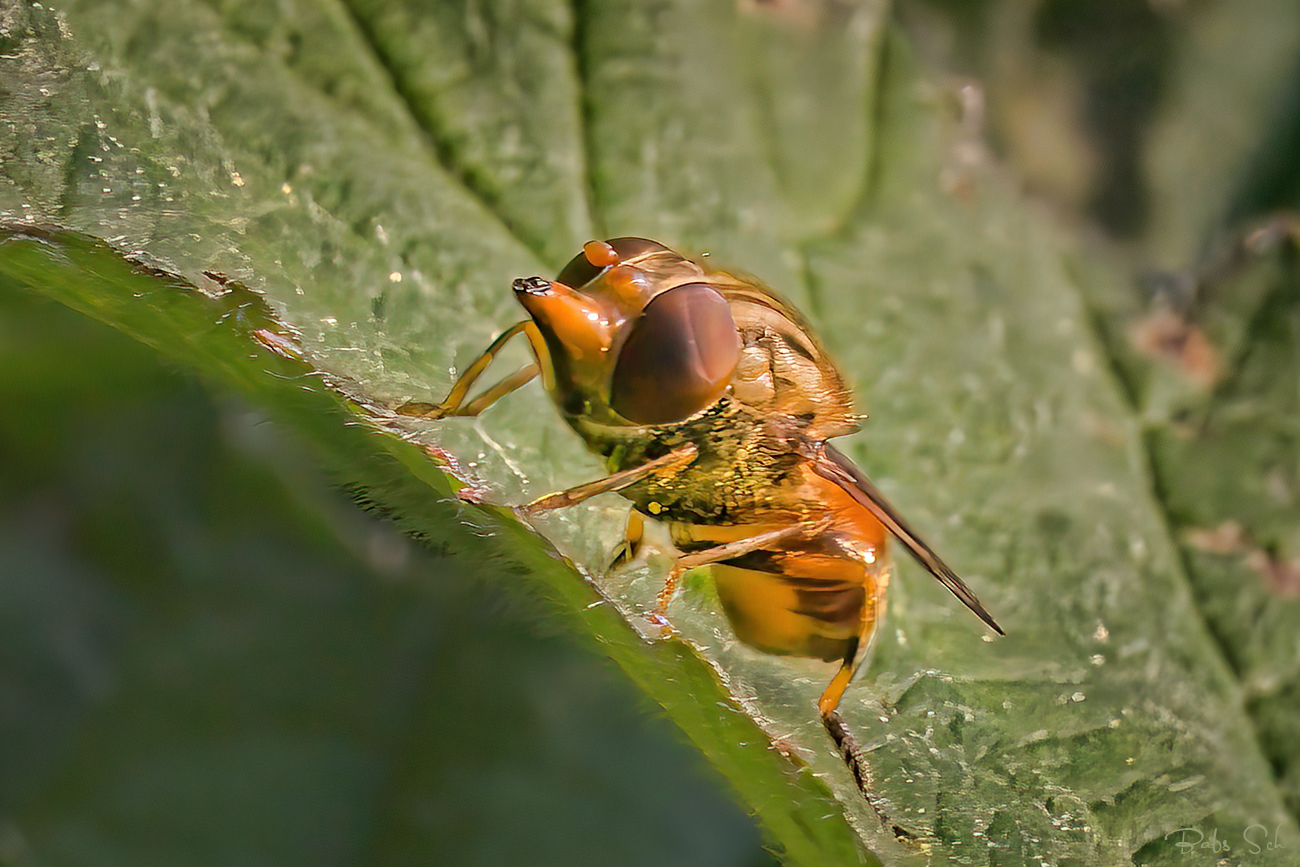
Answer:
669 474 891 664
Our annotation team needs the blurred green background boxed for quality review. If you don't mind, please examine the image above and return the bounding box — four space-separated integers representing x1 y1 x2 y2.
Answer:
4 0 1300 864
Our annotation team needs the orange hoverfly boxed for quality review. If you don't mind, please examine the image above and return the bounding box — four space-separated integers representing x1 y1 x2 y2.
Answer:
400 238 1002 719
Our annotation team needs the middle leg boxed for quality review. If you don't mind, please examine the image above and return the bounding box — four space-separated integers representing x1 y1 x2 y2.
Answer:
655 518 833 618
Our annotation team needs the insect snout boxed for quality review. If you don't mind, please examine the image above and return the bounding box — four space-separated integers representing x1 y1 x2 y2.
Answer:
512 275 552 296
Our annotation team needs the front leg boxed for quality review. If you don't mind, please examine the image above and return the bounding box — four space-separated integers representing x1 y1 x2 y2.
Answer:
397 321 536 419
519 444 699 516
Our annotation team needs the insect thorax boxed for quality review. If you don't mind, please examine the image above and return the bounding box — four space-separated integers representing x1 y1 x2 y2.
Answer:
565 395 810 524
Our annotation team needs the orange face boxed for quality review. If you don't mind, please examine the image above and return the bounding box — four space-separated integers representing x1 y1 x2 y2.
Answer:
514 238 743 426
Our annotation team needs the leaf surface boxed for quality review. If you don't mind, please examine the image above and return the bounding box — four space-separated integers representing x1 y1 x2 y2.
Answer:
2 1 1298 864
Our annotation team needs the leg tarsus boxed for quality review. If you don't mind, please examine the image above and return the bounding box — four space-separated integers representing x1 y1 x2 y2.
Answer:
394 400 442 418
823 708 918 842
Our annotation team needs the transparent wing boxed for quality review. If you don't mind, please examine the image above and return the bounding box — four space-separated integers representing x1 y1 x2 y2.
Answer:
810 443 1004 636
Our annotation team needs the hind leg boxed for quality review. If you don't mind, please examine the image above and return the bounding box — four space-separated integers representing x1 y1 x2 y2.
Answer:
816 567 888 718
817 637 863 718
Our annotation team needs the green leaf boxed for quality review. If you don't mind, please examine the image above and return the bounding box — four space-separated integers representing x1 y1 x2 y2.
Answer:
3 1 1299 864
885 2 1300 843
0 285 772 867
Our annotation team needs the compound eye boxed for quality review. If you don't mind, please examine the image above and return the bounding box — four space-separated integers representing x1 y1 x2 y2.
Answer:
610 283 741 425
556 237 671 289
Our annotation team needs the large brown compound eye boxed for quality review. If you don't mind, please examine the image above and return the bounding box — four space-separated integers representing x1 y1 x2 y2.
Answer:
555 237 671 289
609 282 742 425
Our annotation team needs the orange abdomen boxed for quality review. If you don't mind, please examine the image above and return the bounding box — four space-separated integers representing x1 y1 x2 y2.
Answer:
676 474 891 663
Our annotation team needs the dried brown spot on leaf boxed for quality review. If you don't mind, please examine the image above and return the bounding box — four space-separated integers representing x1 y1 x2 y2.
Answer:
1130 306 1221 389
1184 520 1250 555
1244 213 1300 255
1185 521 1300 598
1247 550 1300 599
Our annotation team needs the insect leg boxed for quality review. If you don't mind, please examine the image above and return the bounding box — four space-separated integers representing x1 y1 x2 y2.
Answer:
655 518 833 615
520 444 699 515
816 562 887 718
607 509 647 571
397 321 532 418
456 364 539 416
817 638 861 718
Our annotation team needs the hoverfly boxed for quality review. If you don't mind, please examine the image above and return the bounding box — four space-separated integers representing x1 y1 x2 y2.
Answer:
400 238 1002 719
